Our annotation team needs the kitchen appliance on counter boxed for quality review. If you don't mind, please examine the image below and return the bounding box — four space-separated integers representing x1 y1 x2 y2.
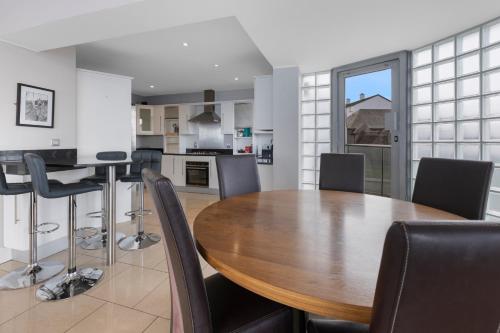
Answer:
185 161 209 187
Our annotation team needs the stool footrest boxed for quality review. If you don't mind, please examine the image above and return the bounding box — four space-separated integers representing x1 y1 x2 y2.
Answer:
75 227 99 240
35 222 60 234
86 210 104 219
125 209 152 217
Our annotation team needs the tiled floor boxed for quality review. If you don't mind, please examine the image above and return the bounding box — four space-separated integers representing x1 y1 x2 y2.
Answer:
0 191 219 333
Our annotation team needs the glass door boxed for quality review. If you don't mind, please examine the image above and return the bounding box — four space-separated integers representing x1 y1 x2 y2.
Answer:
334 56 408 199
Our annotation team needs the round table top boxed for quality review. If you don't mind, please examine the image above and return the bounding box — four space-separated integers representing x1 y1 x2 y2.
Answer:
193 190 465 323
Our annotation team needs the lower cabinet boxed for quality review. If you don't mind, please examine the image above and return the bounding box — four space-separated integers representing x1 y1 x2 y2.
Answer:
258 164 273 191
161 155 186 186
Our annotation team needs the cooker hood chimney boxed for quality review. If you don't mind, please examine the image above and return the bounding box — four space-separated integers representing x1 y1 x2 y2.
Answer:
188 89 221 123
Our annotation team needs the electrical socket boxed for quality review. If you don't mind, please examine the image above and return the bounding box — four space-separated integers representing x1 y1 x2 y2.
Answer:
51 138 60 146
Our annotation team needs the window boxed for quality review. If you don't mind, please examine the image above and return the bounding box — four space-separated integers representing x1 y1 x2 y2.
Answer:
300 72 331 189
411 18 500 220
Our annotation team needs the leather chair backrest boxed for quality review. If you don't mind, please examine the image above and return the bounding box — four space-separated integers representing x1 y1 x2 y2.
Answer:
24 153 51 197
216 155 261 200
370 221 500 333
94 151 127 177
143 169 212 333
319 153 365 193
130 150 162 175
412 157 493 219
0 165 8 193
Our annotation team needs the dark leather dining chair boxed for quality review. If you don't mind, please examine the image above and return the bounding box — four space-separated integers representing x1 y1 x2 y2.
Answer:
319 153 365 193
308 221 500 333
216 154 261 200
143 169 294 332
412 157 494 219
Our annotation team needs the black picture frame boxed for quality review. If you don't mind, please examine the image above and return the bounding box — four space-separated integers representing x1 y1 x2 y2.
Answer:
16 83 55 128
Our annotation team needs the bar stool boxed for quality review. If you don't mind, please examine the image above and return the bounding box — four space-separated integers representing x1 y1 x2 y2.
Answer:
118 150 161 250
24 153 104 300
0 166 64 289
79 151 127 250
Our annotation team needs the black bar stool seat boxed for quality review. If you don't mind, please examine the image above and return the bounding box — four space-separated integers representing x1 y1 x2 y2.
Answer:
24 153 105 301
118 150 162 251
0 167 64 289
79 151 127 250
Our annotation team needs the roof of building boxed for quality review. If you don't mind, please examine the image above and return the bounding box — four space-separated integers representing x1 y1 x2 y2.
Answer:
346 94 391 107
346 108 392 130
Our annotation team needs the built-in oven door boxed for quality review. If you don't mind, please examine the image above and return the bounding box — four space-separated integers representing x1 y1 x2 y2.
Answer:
185 162 209 187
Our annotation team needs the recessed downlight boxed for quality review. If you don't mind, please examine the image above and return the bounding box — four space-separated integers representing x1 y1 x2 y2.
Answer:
213 64 220 68
182 42 189 47
234 77 239 81
149 85 155 88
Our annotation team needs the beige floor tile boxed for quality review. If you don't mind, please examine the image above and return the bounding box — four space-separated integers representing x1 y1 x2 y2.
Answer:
67 302 155 333
118 242 165 269
0 285 40 325
153 259 168 272
0 261 25 272
144 317 171 333
134 279 171 318
0 295 104 333
87 265 167 307
202 264 218 278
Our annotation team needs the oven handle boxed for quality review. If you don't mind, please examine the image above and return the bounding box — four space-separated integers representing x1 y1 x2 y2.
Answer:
186 167 208 170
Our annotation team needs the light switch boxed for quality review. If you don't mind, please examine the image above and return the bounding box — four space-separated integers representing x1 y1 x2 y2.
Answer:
51 138 60 146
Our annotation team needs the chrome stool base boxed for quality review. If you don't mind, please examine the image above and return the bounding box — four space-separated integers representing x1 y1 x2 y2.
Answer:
36 267 104 301
80 232 126 250
0 261 65 290
118 232 161 251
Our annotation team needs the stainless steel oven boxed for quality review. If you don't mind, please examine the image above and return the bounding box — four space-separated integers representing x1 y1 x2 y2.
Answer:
185 161 209 187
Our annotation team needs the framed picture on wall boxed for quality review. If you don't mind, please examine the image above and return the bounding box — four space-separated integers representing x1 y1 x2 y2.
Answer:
16 83 55 128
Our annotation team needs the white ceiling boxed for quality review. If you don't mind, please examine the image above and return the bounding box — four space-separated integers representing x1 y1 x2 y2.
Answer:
2 0 500 86
76 17 272 95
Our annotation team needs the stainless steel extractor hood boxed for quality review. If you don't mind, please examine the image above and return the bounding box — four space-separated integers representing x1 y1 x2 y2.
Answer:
189 89 221 123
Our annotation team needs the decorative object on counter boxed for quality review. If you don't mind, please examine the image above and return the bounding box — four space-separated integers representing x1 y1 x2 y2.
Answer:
119 150 162 250
80 151 128 250
164 119 179 136
0 165 64 289
236 127 253 137
24 153 104 301
16 83 55 128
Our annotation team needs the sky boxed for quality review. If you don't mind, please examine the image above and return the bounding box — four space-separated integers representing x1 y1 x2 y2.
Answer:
345 68 392 102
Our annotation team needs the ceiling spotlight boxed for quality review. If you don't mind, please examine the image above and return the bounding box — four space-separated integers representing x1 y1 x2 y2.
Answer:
234 77 239 81
213 64 220 68
149 85 155 88
182 42 189 47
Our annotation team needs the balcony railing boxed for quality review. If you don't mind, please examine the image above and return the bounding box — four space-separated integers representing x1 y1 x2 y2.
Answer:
345 144 391 197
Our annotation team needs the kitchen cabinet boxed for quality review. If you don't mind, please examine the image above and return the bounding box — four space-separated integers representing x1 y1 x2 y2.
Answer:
221 102 235 135
161 155 185 186
179 105 196 135
208 157 219 189
258 164 273 191
136 105 163 135
136 105 155 135
254 75 273 130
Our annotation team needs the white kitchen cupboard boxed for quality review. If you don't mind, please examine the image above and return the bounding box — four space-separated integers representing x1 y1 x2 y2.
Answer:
178 105 196 135
208 156 219 189
136 105 155 135
152 105 164 135
161 155 186 186
253 75 273 130
258 164 273 191
221 102 235 135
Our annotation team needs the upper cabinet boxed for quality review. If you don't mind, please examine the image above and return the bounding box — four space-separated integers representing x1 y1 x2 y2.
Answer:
136 105 164 135
253 75 273 130
136 105 155 135
221 102 235 135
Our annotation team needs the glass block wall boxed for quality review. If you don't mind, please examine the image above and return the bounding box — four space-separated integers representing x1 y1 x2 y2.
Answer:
300 72 332 189
411 18 500 220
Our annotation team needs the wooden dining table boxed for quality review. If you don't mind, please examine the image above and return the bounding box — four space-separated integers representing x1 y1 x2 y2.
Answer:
193 190 464 323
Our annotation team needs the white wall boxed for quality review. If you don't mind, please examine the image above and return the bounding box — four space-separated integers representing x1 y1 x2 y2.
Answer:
76 69 133 222
272 67 300 190
0 42 76 149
